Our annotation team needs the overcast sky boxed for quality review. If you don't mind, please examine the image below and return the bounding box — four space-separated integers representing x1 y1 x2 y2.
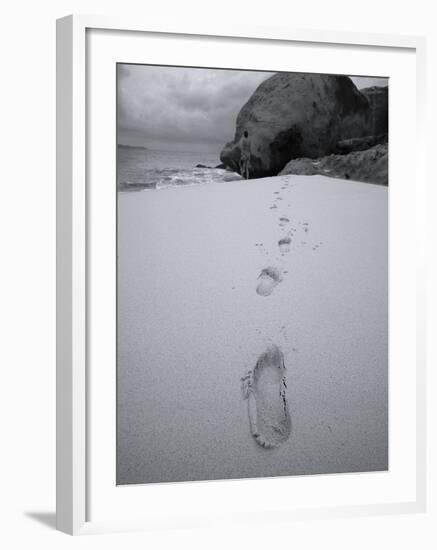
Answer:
117 65 387 153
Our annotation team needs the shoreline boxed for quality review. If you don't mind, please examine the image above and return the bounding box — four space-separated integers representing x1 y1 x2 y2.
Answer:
118 141 389 192
118 169 386 192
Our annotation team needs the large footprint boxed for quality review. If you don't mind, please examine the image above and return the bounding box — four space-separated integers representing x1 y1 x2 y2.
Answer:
256 267 282 296
241 345 291 449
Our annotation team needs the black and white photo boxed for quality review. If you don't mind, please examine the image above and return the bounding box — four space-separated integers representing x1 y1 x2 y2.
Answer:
116 64 388 485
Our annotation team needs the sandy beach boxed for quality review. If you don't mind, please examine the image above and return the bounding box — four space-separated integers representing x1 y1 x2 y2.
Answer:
117 174 388 484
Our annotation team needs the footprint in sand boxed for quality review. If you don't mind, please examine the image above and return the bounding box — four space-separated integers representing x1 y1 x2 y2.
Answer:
256 267 282 296
241 345 291 449
278 237 291 253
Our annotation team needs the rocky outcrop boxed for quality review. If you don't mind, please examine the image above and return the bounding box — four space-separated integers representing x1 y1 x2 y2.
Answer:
220 73 376 178
196 163 226 169
361 86 388 137
279 143 388 186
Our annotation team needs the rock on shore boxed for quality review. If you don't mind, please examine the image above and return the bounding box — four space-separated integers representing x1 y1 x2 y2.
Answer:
220 73 387 179
280 143 388 186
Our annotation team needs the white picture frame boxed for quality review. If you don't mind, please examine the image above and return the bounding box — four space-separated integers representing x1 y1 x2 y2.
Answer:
56 14 427 535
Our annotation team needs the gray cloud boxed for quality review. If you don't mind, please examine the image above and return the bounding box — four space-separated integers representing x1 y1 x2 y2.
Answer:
117 64 387 153
117 65 271 152
351 76 388 89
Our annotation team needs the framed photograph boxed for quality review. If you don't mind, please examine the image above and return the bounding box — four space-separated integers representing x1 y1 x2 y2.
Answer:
56 15 427 535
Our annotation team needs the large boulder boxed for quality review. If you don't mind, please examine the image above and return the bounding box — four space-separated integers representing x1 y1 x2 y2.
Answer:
220 73 373 178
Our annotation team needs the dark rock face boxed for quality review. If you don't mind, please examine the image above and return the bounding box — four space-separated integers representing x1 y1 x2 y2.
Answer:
361 86 388 137
220 73 375 178
337 134 387 153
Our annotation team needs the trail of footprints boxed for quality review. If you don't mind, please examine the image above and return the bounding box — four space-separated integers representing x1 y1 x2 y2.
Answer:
255 181 322 297
243 178 323 449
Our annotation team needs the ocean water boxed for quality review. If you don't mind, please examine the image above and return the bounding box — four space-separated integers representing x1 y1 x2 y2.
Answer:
118 146 235 189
